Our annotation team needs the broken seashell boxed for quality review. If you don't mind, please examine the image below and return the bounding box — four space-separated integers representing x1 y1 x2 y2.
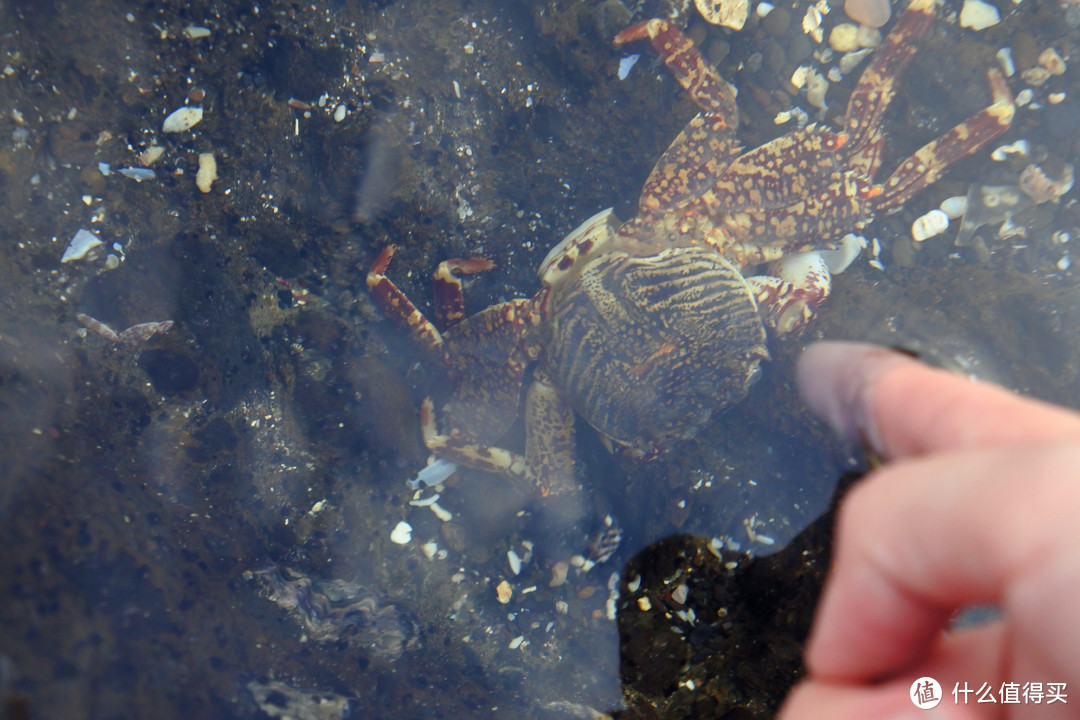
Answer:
912 209 950 242
61 228 103 263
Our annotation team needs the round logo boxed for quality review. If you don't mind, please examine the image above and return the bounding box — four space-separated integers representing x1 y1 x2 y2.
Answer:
910 677 943 709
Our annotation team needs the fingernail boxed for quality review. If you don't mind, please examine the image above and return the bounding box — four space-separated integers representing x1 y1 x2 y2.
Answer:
796 341 917 453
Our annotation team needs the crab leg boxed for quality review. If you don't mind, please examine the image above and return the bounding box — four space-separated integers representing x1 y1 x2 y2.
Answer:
843 0 936 176
524 368 580 498
366 245 445 358
433 257 496 329
614 20 744 215
614 20 738 118
746 251 833 335
873 69 1015 209
419 397 532 491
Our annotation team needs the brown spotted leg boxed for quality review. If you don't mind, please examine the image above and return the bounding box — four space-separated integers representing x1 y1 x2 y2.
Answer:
366 245 445 361
614 19 744 214
843 0 936 176
524 367 579 498
433 257 495 329
873 69 1015 209
417 366 579 498
419 397 534 493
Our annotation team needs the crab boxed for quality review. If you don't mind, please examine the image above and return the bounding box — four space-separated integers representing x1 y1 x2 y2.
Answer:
367 0 1014 510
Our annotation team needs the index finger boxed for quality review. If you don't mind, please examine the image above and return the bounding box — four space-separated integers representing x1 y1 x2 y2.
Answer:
796 341 1080 460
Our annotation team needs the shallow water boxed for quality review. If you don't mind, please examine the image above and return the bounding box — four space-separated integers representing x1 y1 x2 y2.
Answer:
1 0 1078 717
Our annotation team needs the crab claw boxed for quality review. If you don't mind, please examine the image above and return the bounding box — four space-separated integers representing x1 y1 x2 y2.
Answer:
746 251 833 336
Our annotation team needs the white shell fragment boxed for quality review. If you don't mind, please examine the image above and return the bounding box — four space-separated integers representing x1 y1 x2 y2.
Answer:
939 195 968 219
162 106 204 133
996 47 1015 77
389 521 412 545
802 6 824 44
617 54 640 80
1019 163 1074 204
139 146 166 166
805 70 830 110
959 0 1000 31
695 0 750 31
838 47 874 75
507 549 523 575
196 152 217 193
790 65 812 89
77 314 174 344
408 458 457 489
427 500 453 522
817 233 867 274
61 228 103 262
184 26 211 39
117 167 156 182
1020 66 1052 87
991 139 1029 161
856 26 882 49
912 209 950 242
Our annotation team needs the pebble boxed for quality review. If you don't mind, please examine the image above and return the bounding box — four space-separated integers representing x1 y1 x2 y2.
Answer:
761 6 791 36
495 579 513 604
196 152 217 193
162 106 203 133
1038 48 1066 76
959 0 1000 31
939 196 968 219
1011 32 1039 72
549 560 569 587
695 0 750 30
844 0 891 28
829 23 861 53
856 25 881 48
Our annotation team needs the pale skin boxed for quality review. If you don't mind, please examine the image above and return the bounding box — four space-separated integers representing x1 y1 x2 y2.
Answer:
779 342 1080 720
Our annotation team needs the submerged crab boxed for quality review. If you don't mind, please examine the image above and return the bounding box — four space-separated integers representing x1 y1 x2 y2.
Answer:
367 0 1014 510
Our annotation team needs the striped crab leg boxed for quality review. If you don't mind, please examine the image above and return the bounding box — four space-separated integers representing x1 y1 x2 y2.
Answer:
614 19 744 215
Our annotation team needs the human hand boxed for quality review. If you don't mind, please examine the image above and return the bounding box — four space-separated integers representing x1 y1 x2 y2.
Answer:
778 341 1080 720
